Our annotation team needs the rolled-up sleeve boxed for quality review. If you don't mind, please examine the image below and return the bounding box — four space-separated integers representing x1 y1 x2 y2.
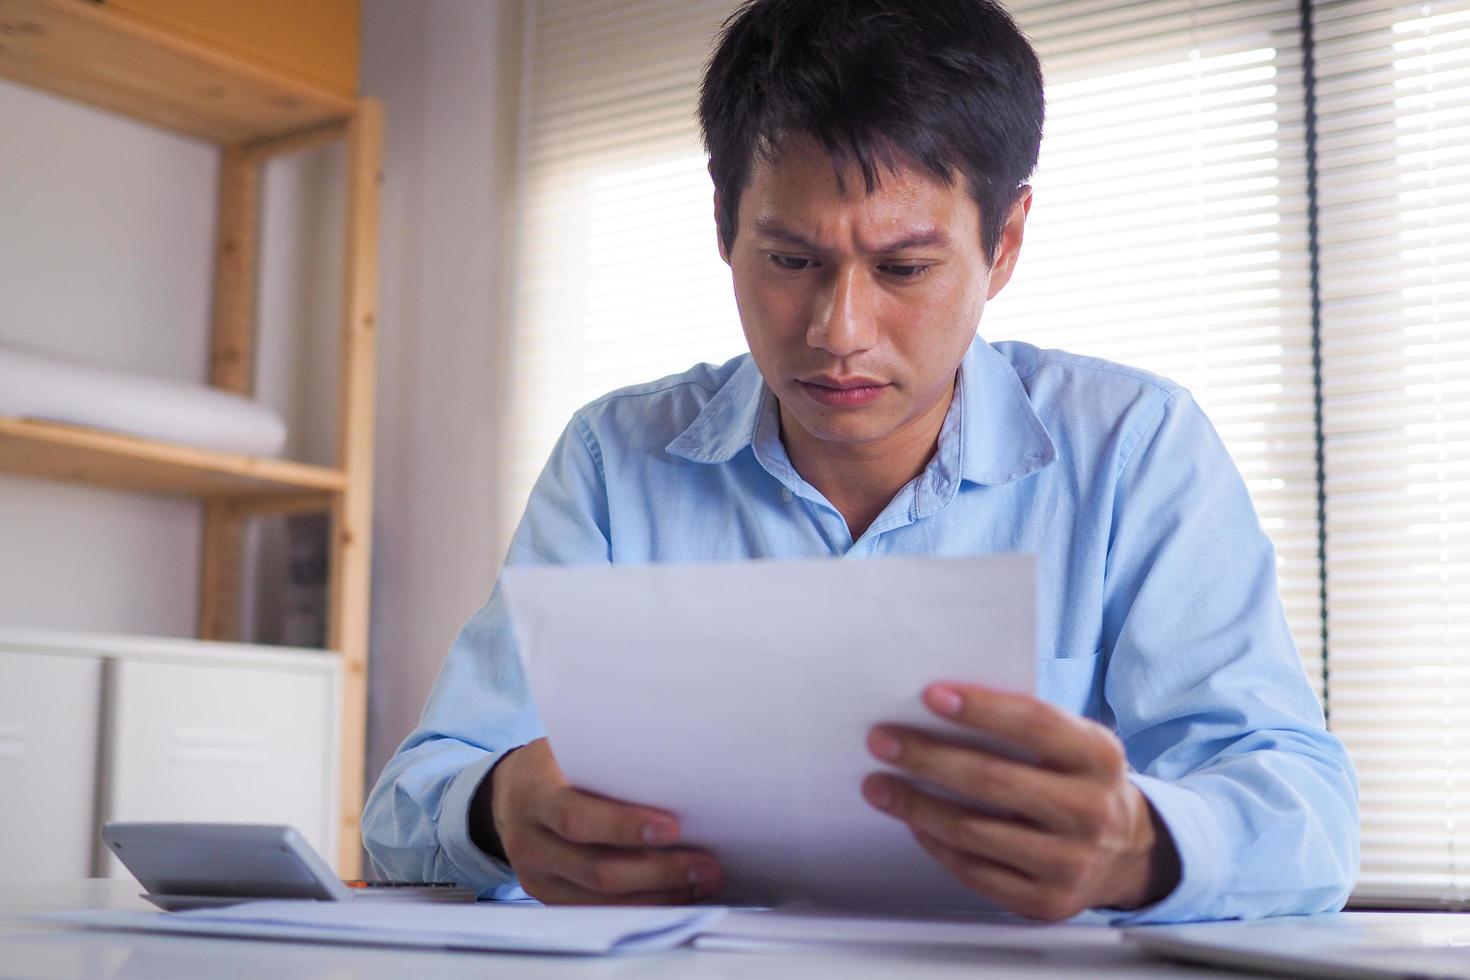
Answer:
1099 390 1359 923
361 417 612 897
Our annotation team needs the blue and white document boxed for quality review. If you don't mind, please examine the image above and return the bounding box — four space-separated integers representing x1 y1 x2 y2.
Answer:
45 902 724 956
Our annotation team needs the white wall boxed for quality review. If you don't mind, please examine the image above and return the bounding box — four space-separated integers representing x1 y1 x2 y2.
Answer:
0 0 520 807
0 80 216 637
360 0 522 780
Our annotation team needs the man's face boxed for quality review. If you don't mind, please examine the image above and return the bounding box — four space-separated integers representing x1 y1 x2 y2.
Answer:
720 136 1028 452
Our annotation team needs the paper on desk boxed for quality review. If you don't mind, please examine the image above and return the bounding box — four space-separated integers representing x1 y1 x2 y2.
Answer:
693 908 1121 953
42 901 726 955
502 554 1036 912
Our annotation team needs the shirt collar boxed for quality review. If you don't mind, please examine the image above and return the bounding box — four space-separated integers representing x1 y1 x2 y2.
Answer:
664 356 767 464
665 336 1056 488
955 336 1058 486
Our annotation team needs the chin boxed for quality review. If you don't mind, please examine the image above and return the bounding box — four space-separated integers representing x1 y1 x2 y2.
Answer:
785 406 896 446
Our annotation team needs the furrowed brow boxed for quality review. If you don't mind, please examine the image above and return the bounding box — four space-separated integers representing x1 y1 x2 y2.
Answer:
874 228 951 252
751 217 952 253
752 217 818 249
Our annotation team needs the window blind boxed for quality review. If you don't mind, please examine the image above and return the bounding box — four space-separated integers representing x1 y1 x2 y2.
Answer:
996 0 1326 693
1311 0 1470 908
504 0 745 534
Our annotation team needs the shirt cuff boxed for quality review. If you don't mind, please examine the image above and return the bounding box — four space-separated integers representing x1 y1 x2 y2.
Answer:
436 750 523 896
1105 773 1224 925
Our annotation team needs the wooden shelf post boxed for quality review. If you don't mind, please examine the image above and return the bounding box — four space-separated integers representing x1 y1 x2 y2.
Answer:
327 98 383 876
199 145 261 643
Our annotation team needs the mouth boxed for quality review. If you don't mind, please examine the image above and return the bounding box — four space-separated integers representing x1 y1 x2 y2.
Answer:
796 374 890 408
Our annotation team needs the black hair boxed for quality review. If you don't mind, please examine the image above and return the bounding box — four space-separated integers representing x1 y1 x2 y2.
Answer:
699 0 1044 267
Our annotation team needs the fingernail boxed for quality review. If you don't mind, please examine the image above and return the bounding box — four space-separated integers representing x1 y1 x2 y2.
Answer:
688 861 719 886
928 685 963 717
863 778 893 810
868 730 901 761
642 820 676 846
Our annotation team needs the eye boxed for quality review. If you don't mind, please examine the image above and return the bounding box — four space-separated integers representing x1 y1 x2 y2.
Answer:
768 254 817 272
880 263 932 280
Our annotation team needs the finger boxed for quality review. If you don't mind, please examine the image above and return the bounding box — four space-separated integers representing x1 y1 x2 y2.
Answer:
539 785 681 848
524 827 724 899
922 684 1123 776
861 773 1080 881
866 729 1094 833
911 830 1080 922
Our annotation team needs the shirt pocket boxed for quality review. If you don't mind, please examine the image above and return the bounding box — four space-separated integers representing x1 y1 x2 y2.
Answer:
1036 648 1105 721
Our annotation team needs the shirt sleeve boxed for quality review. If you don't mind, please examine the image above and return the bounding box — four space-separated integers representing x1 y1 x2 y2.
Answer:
1098 390 1360 924
360 416 611 898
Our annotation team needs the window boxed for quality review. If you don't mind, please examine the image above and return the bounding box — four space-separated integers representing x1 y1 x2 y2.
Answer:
504 0 744 534
1313 0 1470 906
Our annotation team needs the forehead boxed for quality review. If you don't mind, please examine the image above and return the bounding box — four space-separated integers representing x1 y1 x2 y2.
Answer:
740 136 978 250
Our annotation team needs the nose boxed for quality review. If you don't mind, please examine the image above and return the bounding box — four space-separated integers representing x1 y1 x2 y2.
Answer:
807 265 878 358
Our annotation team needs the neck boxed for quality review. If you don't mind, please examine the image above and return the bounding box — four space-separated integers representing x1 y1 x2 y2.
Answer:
780 376 956 540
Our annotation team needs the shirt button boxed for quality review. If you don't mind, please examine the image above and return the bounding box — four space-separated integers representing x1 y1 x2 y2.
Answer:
781 488 793 503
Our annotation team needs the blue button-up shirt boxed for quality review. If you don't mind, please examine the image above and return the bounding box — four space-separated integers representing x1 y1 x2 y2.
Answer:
362 335 1359 923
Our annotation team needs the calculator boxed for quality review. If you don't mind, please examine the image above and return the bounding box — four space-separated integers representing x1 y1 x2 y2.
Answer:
102 822 478 911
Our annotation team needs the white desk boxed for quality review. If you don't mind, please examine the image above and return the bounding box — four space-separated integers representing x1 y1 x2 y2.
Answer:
0 880 1285 979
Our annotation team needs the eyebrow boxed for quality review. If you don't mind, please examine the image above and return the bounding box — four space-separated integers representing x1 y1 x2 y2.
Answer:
752 217 952 253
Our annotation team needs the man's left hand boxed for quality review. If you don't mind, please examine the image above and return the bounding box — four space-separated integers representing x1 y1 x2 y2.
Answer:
862 683 1180 921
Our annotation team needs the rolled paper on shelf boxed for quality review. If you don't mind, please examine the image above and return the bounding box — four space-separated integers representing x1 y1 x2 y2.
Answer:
0 341 288 457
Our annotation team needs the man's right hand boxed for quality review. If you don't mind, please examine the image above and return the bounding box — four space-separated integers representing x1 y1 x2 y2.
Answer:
477 737 723 904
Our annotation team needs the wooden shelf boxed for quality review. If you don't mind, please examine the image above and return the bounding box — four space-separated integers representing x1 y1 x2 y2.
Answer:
0 0 355 145
0 416 343 506
0 0 382 875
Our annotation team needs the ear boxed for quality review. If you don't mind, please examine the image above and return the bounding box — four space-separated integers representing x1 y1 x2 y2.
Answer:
714 188 731 266
986 185 1033 300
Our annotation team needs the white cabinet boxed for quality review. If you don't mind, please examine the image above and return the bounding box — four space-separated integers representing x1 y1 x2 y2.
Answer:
0 650 102 884
0 631 340 883
101 657 339 876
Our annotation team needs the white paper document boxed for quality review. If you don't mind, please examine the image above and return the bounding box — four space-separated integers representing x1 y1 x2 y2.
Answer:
501 554 1036 912
43 901 725 956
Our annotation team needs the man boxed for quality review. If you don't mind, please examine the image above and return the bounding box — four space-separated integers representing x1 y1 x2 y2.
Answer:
363 0 1358 922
